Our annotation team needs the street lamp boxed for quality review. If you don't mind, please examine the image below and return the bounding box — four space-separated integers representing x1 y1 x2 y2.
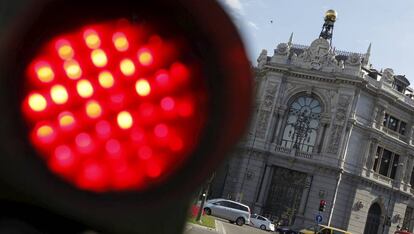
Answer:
319 9 337 45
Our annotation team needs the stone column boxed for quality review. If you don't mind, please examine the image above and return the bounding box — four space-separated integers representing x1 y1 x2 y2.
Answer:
315 118 329 153
404 157 414 186
266 111 278 143
408 124 414 145
378 108 386 130
298 175 312 215
365 138 379 175
255 166 274 211
273 109 286 143
371 106 379 128
395 155 408 187
361 137 373 169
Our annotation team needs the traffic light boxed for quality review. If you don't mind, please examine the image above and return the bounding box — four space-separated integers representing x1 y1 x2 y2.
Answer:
319 200 327 212
0 0 252 233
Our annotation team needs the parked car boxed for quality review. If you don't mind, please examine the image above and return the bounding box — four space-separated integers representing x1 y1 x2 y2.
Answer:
203 198 251 226
250 214 275 231
277 226 298 234
299 224 351 234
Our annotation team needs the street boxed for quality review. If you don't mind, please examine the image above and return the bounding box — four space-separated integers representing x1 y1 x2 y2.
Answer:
184 217 270 234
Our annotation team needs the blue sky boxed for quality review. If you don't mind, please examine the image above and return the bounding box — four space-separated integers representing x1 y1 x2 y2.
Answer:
217 0 414 84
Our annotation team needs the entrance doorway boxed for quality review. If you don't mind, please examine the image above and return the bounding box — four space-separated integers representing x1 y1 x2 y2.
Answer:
263 166 307 226
363 203 382 234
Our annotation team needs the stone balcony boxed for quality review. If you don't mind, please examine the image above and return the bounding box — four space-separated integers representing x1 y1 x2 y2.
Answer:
242 138 341 169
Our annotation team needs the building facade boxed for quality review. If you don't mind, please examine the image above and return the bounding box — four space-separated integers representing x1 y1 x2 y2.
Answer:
210 14 414 234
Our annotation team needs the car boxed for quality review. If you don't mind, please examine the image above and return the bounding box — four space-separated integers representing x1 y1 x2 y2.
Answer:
249 214 275 231
203 198 250 226
277 226 298 234
299 224 351 234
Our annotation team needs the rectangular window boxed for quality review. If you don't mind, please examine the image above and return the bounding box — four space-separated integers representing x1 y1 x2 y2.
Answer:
379 149 391 176
388 116 399 131
382 112 407 135
390 154 399 179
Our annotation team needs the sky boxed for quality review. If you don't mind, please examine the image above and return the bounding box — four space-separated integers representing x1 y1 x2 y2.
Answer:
217 0 414 84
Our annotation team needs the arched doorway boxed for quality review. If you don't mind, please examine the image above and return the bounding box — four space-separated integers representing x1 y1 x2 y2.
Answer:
364 203 382 234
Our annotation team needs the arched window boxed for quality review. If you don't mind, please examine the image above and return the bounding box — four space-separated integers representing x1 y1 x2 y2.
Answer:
281 95 322 153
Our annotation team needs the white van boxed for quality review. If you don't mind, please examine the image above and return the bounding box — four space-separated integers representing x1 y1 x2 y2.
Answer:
203 198 250 226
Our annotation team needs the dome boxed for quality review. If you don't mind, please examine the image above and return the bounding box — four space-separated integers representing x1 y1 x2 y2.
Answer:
325 9 337 22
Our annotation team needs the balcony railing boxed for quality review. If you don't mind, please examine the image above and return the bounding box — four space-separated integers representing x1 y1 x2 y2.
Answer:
372 172 393 185
274 145 313 159
274 145 292 154
381 127 408 142
295 151 313 159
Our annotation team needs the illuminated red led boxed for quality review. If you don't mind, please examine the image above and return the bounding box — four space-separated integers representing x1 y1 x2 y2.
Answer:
35 61 55 83
50 145 76 173
160 97 175 111
21 19 208 192
137 48 153 66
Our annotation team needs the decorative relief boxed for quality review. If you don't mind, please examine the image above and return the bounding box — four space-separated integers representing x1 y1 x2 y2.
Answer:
345 53 361 66
335 95 351 122
381 68 394 84
327 124 341 153
256 110 270 139
255 81 280 139
276 43 290 55
293 38 341 72
262 82 279 110
257 49 268 68
326 95 351 154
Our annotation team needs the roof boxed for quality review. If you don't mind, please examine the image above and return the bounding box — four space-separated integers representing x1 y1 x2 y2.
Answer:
395 75 410 86
289 44 366 62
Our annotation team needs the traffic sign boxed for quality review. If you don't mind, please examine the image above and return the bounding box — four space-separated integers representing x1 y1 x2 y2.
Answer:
315 214 323 224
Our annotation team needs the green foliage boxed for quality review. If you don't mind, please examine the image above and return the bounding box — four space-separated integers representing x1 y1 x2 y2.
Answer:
187 215 216 229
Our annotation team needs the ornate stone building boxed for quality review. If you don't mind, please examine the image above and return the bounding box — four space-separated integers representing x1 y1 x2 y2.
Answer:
210 11 414 234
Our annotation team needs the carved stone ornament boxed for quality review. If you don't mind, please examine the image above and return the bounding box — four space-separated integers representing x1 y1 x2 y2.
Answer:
346 53 361 66
327 124 341 154
257 49 268 62
276 43 290 55
381 68 394 84
294 38 340 71
354 201 364 211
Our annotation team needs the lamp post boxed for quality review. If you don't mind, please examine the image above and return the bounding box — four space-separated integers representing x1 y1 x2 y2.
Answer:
319 9 337 45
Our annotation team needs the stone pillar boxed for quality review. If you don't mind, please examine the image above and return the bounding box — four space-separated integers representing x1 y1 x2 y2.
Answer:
321 123 332 154
266 111 278 143
365 138 379 175
361 137 373 169
371 106 379 128
273 109 286 143
378 108 386 130
254 166 274 213
408 124 414 145
395 155 408 187
404 157 414 186
315 119 328 153
298 175 312 215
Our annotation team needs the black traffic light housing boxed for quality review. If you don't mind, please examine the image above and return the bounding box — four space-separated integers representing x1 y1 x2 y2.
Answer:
0 0 253 233
319 200 327 212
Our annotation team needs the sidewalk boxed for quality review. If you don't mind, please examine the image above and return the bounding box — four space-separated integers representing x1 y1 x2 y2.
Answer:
183 220 226 234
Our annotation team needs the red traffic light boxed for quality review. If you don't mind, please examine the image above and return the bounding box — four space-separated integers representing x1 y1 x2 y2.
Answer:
21 19 208 192
0 0 252 233
319 200 327 212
